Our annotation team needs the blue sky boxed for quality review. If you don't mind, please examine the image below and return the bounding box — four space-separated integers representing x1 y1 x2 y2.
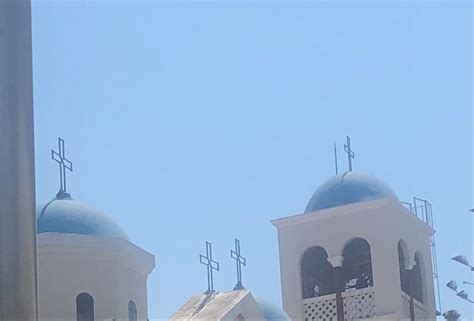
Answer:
32 1 472 319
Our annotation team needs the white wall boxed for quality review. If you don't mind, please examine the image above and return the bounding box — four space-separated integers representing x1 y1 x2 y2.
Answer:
222 291 267 321
272 198 436 321
37 233 155 321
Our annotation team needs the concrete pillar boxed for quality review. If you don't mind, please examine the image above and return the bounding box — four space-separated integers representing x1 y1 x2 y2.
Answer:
0 0 38 320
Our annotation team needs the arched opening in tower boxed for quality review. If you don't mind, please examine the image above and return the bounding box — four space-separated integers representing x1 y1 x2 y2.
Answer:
342 238 373 290
301 246 335 299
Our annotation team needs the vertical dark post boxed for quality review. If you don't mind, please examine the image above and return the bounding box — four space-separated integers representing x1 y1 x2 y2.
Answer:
209 244 214 291
334 142 338 175
407 268 416 321
333 266 345 321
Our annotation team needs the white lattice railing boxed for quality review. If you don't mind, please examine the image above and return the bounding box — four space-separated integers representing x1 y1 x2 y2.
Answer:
303 293 337 321
401 291 426 320
342 288 376 320
302 288 375 321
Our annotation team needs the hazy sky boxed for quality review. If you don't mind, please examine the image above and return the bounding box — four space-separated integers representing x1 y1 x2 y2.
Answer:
32 1 472 319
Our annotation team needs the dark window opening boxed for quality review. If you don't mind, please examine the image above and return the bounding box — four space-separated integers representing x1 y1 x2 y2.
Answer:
129 301 137 321
301 246 335 299
342 238 373 290
411 255 424 303
398 241 410 294
398 242 424 304
76 293 94 321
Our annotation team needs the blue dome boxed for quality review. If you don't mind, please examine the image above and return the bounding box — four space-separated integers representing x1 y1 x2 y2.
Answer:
257 301 290 321
305 171 399 213
37 198 129 240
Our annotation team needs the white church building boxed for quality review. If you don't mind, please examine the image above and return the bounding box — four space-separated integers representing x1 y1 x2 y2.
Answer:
272 171 439 321
34 139 439 321
36 191 155 321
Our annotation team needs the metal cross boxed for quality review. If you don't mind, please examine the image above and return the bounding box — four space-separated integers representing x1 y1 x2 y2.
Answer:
344 136 355 172
51 137 73 198
231 239 246 290
200 241 220 293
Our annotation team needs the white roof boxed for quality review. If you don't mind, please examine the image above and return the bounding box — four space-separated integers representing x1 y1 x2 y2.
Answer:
170 289 266 321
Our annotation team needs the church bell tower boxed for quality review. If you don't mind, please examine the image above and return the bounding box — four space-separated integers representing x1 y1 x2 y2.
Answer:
271 171 438 321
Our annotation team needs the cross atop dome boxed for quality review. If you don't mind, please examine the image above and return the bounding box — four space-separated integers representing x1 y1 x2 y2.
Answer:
51 137 73 199
344 136 355 172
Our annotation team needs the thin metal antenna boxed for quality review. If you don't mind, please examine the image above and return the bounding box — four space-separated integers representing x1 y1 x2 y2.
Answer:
334 142 338 175
51 137 73 199
199 241 220 294
344 136 355 172
231 239 246 290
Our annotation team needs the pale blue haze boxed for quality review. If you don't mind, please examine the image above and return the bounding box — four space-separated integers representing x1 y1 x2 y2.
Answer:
31 1 472 319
